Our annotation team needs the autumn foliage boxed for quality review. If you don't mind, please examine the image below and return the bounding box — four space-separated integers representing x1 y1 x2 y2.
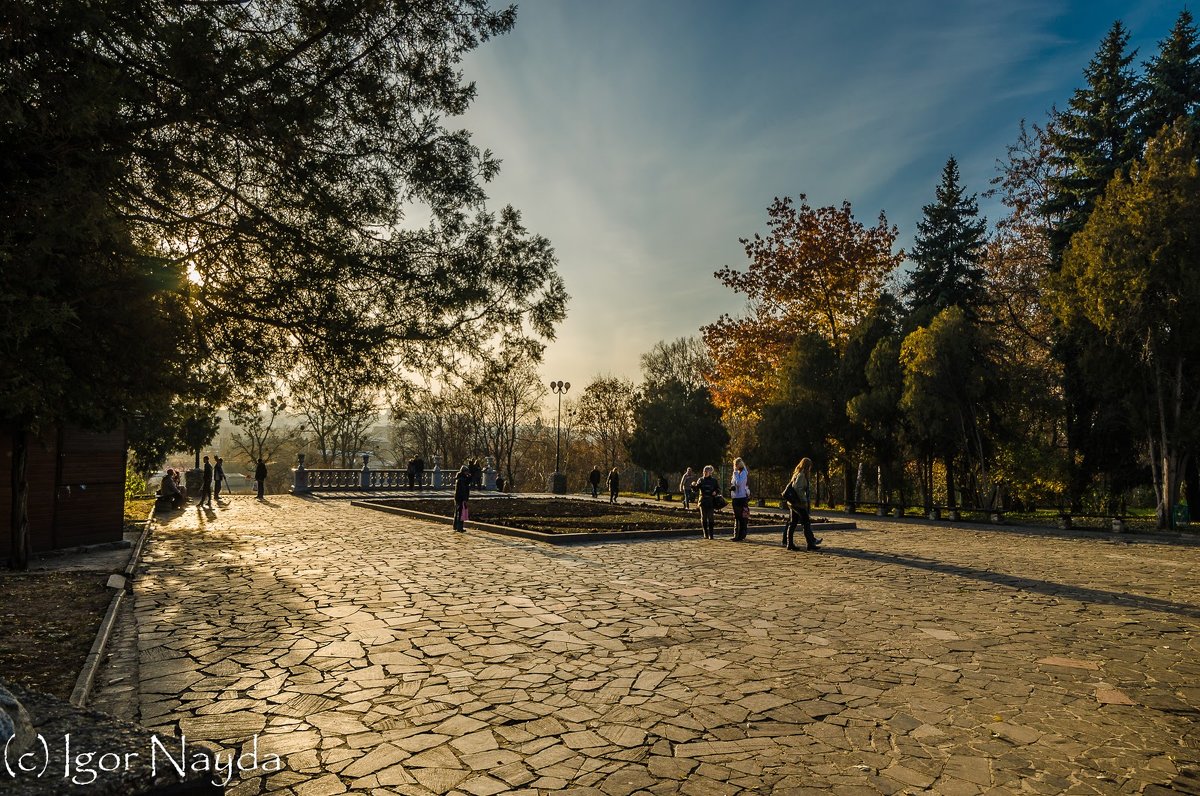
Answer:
701 197 903 423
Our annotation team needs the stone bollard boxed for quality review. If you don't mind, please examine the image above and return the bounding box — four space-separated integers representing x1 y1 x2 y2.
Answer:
484 458 497 490
990 512 1003 524
291 453 310 494
432 456 443 489
1111 517 1127 533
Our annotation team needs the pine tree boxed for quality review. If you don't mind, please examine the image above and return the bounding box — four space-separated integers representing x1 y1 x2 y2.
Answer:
1043 21 1142 259
1140 10 1200 141
903 156 988 321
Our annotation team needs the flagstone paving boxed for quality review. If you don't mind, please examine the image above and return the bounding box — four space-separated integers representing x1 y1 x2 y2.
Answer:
115 495 1200 794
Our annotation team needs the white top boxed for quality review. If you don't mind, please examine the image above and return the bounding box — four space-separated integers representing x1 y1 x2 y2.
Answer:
730 467 750 499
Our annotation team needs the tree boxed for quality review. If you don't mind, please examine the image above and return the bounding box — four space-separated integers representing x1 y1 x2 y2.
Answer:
903 156 988 321
470 353 546 490
847 336 906 505
576 377 636 471
899 307 996 512
228 391 306 469
702 196 903 438
1140 10 1200 141
628 380 728 478
639 337 712 394
1040 21 1144 510
754 334 839 476
289 351 385 468
1057 122 1200 528
2 0 566 566
1044 21 1142 255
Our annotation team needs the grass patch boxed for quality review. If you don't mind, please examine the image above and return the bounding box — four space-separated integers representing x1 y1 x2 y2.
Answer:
379 496 782 534
124 496 155 524
0 571 111 699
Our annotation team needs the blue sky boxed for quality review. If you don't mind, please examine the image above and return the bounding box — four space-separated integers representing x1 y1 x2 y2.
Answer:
460 0 1185 392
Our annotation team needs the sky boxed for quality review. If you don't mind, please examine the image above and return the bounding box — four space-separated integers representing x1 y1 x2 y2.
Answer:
458 0 1186 394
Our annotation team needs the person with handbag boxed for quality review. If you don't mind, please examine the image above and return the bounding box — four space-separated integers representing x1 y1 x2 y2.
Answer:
730 456 750 541
783 457 822 551
691 465 721 539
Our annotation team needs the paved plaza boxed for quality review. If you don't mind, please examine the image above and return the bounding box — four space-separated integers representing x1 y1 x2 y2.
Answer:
97 496 1200 795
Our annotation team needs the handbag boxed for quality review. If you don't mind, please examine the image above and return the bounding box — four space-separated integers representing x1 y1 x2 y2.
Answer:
781 483 799 505
712 494 727 510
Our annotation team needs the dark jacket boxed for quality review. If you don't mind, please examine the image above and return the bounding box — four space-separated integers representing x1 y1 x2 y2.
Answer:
255 461 268 481
693 475 720 507
202 461 213 485
589 469 601 486
454 470 471 502
606 470 619 490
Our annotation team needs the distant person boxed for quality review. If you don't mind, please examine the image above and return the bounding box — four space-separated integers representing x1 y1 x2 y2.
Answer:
197 455 214 508
606 467 620 504
783 457 821 551
160 468 184 509
406 457 417 489
453 465 471 532
692 465 720 539
255 458 268 500
469 458 482 489
414 455 425 489
213 456 227 501
496 474 507 492
680 467 696 510
589 467 602 499
730 456 750 541
654 475 668 500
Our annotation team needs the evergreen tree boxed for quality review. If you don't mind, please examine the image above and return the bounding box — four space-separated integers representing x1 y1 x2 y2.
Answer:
627 380 729 480
903 156 988 321
1040 20 1143 511
1043 21 1142 258
1140 10 1200 140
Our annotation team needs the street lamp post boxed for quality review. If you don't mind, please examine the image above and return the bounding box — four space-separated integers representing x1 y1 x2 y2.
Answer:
549 380 570 494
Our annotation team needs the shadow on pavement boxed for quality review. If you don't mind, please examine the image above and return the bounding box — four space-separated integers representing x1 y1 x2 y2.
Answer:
826 547 1200 620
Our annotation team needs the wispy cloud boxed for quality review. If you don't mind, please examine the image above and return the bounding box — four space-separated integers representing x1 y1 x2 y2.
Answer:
459 0 1178 389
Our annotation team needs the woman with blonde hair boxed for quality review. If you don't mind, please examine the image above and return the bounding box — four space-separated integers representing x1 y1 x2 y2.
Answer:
730 456 750 541
783 457 821 551
691 465 720 539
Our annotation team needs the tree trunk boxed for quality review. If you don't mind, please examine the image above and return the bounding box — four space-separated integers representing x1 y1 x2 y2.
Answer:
945 454 957 511
9 424 30 571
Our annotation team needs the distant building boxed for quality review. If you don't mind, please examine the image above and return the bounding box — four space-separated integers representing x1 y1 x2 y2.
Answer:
0 424 125 556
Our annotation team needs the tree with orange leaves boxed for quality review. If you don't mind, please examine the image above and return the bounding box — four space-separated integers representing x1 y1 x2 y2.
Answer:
701 196 903 442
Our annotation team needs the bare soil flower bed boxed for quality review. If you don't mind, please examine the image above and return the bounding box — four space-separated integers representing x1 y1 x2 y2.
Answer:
376 496 783 534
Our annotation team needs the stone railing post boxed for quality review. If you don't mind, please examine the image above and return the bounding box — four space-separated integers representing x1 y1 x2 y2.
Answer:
291 453 310 494
360 453 371 489
432 455 443 489
484 457 497 490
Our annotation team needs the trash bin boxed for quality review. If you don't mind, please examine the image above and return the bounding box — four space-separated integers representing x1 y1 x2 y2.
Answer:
1173 503 1190 527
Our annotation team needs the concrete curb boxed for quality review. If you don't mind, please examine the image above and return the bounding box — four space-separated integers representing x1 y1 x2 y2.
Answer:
69 504 154 708
352 499 856 544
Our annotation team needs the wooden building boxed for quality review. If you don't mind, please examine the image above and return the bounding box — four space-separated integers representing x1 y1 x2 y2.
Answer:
1 425 126 557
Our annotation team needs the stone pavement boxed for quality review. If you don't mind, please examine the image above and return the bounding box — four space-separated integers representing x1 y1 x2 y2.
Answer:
98 495 1200 795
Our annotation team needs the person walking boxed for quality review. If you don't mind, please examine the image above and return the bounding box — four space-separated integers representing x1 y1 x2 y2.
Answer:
730 456 750 541
589 466 602 499
197 455 214 508
783 457 822 551
606 467 620 504
453 464 471 532
679 467 696 510
255 458 268 500
213 456 227 501
692 465 720 539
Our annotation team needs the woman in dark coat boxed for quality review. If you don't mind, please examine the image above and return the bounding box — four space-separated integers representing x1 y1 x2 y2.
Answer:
692 465 720 539
606 467 620 504
453 465 471 532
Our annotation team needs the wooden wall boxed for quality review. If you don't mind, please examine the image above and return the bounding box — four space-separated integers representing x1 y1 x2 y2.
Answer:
0 425 125 556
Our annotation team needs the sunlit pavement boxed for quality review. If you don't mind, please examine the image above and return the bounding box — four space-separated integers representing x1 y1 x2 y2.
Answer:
105 495 1200 794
